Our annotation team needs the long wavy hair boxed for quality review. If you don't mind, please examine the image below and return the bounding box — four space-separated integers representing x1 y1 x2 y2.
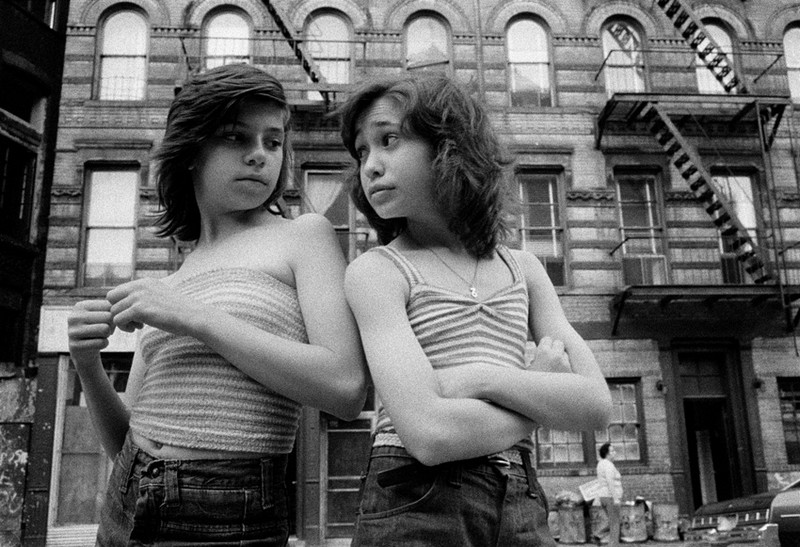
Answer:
338 74 514 258
153 64 293 241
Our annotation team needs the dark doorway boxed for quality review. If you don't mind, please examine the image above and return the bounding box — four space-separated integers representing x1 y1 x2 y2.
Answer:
677 347 752 510
684 398 735 508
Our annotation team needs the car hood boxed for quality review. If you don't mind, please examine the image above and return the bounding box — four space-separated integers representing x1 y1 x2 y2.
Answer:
693 491 778 516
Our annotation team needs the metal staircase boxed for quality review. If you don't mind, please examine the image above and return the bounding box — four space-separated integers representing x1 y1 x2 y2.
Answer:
616 0 778 284
638 101 772 283
656 0 747 94
259 0 329 105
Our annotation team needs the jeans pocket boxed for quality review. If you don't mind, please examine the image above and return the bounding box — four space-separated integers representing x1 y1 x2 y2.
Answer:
358 456 441 520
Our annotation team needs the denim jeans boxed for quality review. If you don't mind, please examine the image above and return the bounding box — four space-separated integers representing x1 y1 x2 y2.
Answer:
96 432 289 546
352 445 556 547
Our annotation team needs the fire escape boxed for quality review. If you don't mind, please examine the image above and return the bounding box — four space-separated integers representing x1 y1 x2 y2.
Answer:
596 0 798 336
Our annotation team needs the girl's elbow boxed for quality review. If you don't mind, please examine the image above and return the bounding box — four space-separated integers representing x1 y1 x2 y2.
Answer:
329 375 369 421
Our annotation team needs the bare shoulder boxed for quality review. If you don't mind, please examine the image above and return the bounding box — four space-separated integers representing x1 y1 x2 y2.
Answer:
289 212 335 234
345 249 406 301
507 248 546 277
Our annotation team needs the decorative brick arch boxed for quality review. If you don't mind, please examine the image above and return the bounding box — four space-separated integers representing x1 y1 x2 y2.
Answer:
487 1 568 35
185 0 272 29
754 4 800 41
583 1 662 38
692 3 751 40
385 0 472 33
290 0 368 31
79 0 170 27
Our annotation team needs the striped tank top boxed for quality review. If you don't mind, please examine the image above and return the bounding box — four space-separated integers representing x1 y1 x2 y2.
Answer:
372 245 534 453
130 267 307 455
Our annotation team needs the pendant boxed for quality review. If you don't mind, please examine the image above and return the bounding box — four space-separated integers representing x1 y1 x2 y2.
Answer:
469 286 478 298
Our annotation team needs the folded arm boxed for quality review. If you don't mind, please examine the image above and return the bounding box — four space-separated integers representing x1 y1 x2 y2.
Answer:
436 250 612 432
107 215 368 420
345 251 534 467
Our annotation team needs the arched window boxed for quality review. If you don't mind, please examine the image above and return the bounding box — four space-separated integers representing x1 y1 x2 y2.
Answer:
784 25 800 103
304 11 351 100
405 13 451 72
506 17 552 107
601 19 646 96
98 10 148 100
695 22 735 94
204 10 251 70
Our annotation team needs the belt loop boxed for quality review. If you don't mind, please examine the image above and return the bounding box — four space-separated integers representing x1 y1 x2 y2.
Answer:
447 463 463 488
118 437 136 494
261 458 273 510
520 449 538 499
164 462 180 508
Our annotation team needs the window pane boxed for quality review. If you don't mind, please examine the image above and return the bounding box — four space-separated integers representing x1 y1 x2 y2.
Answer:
102 12 147 55
602 21 645 95
617 176 661 256
537 427 585 465
85 170 137 286
696 23 734 94
100 57 147 100
785 27 800 102
205 11 250 68
304 171 347 227
88 171 137 225
406 16 449 70
306 13 350 84
605 382 642 462
507 19 551 107
100 11 147 100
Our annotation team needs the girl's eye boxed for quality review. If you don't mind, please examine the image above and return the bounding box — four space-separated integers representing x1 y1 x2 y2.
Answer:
382 134 398 147
265 138 283 149
220 132 242 142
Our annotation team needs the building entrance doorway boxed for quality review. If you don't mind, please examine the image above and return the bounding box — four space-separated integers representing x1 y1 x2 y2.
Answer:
676 347 753 510
684 398 735 507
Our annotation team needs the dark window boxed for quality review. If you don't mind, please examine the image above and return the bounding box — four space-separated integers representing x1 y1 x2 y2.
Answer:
779 377 800 464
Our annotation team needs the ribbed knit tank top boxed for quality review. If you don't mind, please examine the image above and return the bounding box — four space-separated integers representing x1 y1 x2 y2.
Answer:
372 245 534 453
129 267 307 455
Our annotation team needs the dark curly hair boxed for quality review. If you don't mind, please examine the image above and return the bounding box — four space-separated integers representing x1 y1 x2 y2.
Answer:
153 63 293 241
599 442 612 459
337 74 513 258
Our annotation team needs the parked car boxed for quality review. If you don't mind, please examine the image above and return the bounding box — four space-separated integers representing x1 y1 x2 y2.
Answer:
685 479 800 546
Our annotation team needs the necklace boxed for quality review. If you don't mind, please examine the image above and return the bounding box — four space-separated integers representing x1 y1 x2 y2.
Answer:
427 247 480 298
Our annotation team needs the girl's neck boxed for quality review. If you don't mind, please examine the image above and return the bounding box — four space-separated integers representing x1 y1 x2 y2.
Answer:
402 218 466 253
196 208 275 247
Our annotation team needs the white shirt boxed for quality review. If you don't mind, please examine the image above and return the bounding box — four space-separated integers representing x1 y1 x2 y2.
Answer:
596 458 623 502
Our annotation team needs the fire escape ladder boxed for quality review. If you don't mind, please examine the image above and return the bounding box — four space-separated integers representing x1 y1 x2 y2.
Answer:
637 101 773 284
260 0 329 106
655 0 748 95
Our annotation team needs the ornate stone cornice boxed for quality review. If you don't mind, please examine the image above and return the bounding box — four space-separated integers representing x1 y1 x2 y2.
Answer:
567 190 615 201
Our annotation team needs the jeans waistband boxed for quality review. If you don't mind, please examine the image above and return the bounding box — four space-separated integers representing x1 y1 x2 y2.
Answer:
372 445 541 500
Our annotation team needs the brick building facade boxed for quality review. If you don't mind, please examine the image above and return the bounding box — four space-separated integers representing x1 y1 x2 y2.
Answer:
18 0 800 544
0 0 70 544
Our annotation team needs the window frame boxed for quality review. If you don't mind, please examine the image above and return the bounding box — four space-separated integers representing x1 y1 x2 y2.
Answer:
783 24 800 104
80 165 140 288
202 8 253 70
303 10 353 88
513 168 566 287
778 377 800 465
695 20 738 95
601 18 647 96
505 15 554 107
404 11 453 74
615 171 665 256
96 8 149 101
536 378 646 468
